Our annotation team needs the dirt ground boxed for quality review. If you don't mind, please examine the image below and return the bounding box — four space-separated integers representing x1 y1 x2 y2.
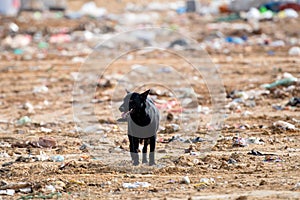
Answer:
0 1 300 200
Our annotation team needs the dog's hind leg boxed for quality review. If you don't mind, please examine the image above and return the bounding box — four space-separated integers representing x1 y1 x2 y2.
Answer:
142 139 149 164
128 135 139 166
149 136 156 166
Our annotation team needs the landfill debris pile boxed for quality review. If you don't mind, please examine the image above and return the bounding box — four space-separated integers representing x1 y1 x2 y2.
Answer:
0 0 300 199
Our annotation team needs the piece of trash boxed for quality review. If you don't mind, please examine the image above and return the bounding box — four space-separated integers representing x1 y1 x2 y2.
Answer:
14 49 23 55
278 8 299 18
2 34 32 48
247 149 264 156
45 185 56 192
38 42 49 49
79 1 107 18
292 118 300 124
51 155 64 162
19 187 32 193
33 85 49 93
262 77 297 89
225 36 245 44
159 124 180 134
247 137 264 145
0 189 15 196
232 136 247 147
181 176 190 184
169 39 188 48
191 137 205 143
79 144 88 151
199 178 215 186
242 111 253 116
36 151 49 161
294 182 300 190
17 116 31 125
270 40 285 47
273 120 296 130
122 182 151 189
264 155 283 162
40 127 52 133
2 161 13 167
286 97 300 107
0 152 10 158
23 102 34 113
272 105 283 111
288 46 300 56
49 34 72 44
228 158 237 164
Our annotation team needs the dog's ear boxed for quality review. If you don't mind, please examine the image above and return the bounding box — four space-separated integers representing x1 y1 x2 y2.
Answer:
140 89 150 101
125 89 130 94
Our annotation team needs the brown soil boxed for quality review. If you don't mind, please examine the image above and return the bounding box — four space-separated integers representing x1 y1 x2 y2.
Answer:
0 1 300 200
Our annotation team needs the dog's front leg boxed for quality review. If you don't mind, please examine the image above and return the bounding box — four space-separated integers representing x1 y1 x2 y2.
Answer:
142 139 149 164
149 136 156 166
128 135 139 166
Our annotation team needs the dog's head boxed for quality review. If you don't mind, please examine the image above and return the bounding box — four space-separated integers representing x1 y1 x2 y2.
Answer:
119 89 150 119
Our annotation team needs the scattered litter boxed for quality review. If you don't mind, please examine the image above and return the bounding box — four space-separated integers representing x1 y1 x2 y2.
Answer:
36 151 49 161
51 155 64 162
49 34 71 44
0 189 15 196
0 152 10 158
294 182 300 190
79 1 107 18
2 35 32 49
40 127 53 133
273 120 296 130
232 136 247 147
19 187 32 193
278 8 299 18
33 85 49 93
199 178 215 186
292 118 300 124
264 155 283 162
247 137 265 145
248 149 264 156
16 116 31 125
23 102 34 113
191 137 205 143
262 77 297 89
122 182 151 189
228 158 237 164
45 185 56 192
288 46 300 56
159 124 180 134
181 176 190 184
286 97 300 107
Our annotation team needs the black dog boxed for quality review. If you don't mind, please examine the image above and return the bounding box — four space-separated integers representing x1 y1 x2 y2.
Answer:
118 89 159 166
